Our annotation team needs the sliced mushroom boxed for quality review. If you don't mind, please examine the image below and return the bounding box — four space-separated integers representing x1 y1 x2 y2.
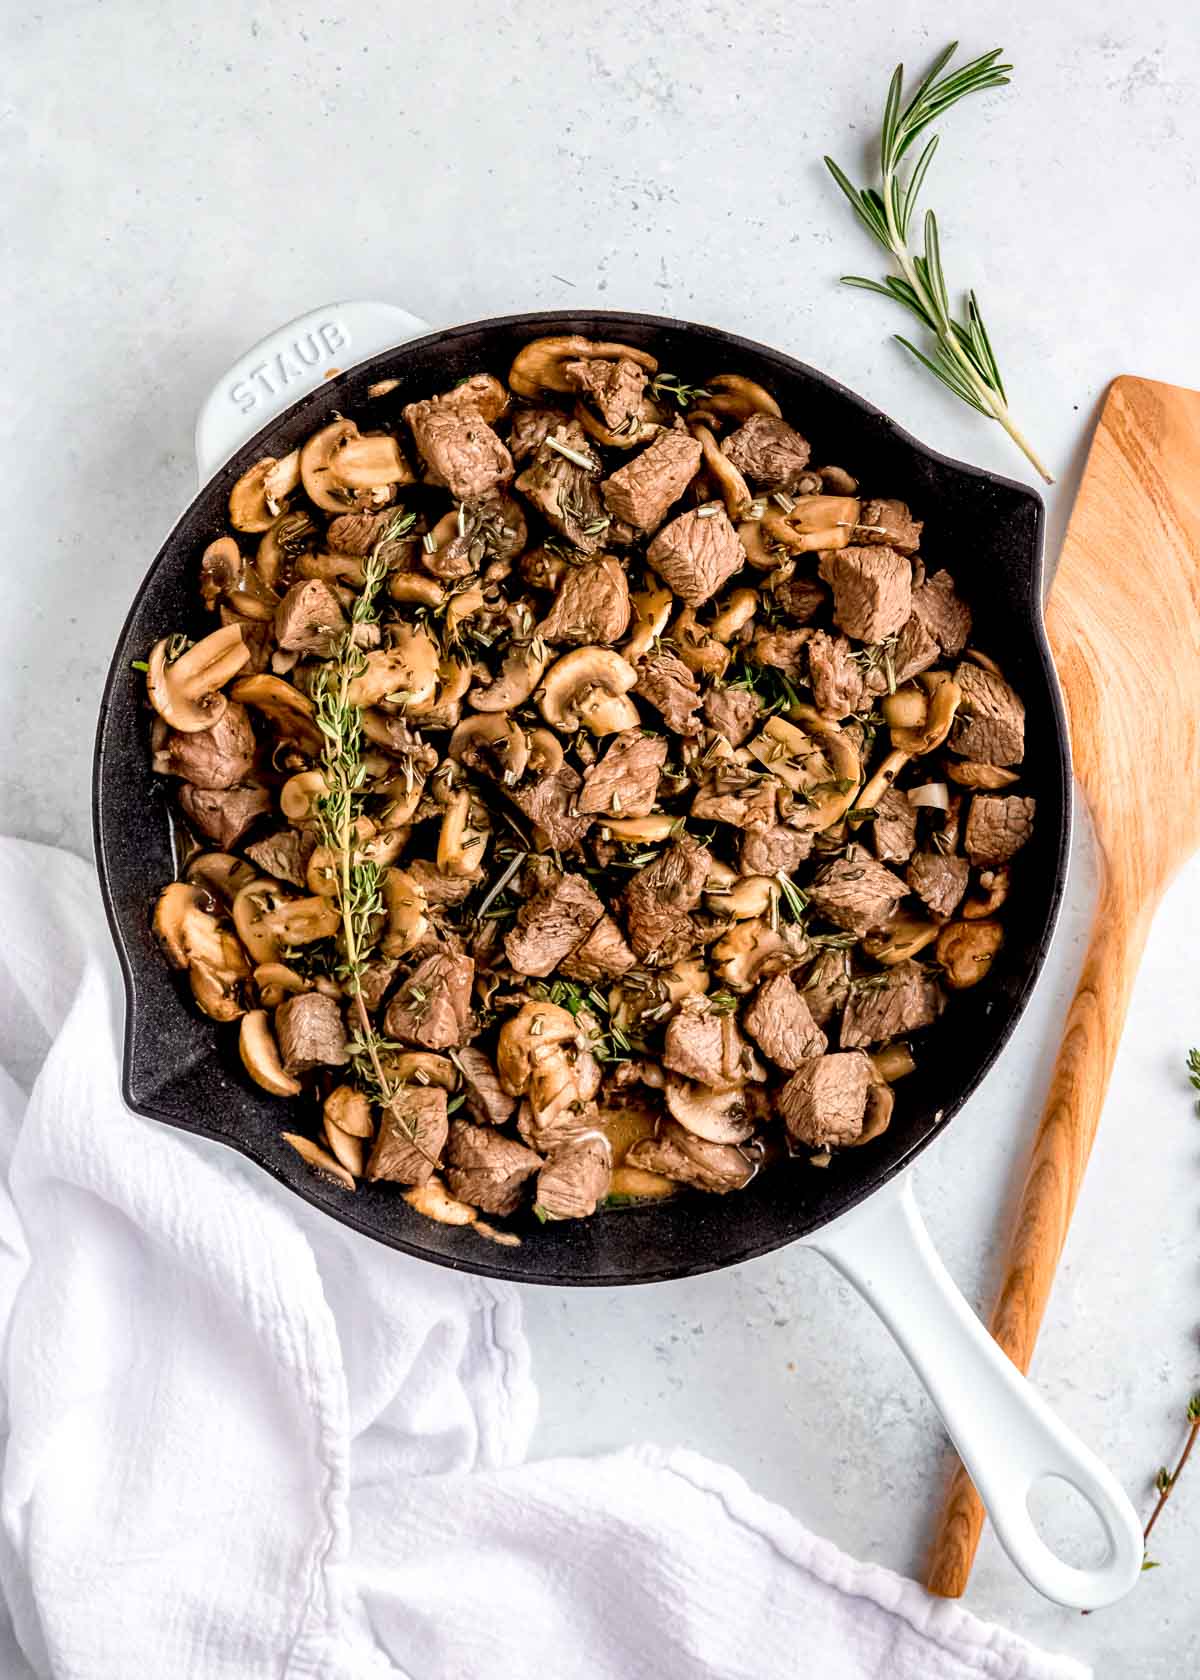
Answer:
385 1051 457 1090
735 517 781 571
280 769 329 822
388 573 445 607
300 419 394 514
328 432 410 489
870 1042 917 1083
862 915 941 965
229 451 301 532
538 647 639 736
704 373 782 420
449 714 529 783
711 918 787 991
437 788 489 877
937 919 1003 989
946 761 1021 790
624 585 673 663
322 1117 365 1177
230 672 323 753
199 536 243 609
468 644 548 713
153 882 228 969
599 815 676 842
856 746 911 812
963 866 1011 920
704 873 775 919
403 1176 478 1226
691 422 752 520
239 1008 302 1096
257 510 318 590
346 627 440 710
665 1074 757 1144
672 608 730 680
381 866 428 956
747 713 859 830
325 1085 374 1138
185 852 259 905
233 880 339 966
147 624 249 733
496 1000 580 1095
526 727 565 775
761 494 860 553
708 588 757 643
881 685 928 731
253 962 310 1008
281 1131 356 1191
889 671 961 756
297 550 367 589
845 1080 894 1147
508 336 657 399
190 951 249 1022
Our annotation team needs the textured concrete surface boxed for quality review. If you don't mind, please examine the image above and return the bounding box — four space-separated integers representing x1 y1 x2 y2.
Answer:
4 1 1199 1672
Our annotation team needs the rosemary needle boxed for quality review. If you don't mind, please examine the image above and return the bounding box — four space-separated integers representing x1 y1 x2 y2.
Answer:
825 42 1053 484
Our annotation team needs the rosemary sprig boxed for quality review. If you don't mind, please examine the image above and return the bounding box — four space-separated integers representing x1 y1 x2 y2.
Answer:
824 43 1053 484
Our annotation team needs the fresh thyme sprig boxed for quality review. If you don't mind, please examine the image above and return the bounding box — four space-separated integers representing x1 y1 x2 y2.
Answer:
310 510 430 1148
650 372 710 411
824 43 1053 484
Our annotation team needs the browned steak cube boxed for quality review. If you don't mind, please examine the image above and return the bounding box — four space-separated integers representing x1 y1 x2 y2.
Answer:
365 1086 448 1187
807 853 907 935
634 651 702 735
535 1136 613 1220
160 702 256 791
445 1121 542 1217
404 400 513 502
384 953 475 1049
819 546 913 644
963 794 1036 865
807 630 864 720
907 849 970 919
647 504 744 606
625 1119 756 1193
537 556 631 645
951 662 1025 766
455 1046 516 1127
578 729 667 818
855 497 923 554
602 429 702 532
778 1052 872 1147
839 960 944 1048
911 569 972 656
744 971 828 1069
274 579 347 655
275 992 349 1074
178 783 271 848
504 873 606 978
702 685 762 747
622 837 711 961
564 356 649 430
721 414 812 492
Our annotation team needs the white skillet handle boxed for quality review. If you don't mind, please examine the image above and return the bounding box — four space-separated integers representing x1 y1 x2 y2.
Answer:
194 300 431 484
808 1174 1143 1610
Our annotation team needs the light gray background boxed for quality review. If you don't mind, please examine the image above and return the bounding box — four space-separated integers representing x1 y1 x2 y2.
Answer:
4 2 1199 1674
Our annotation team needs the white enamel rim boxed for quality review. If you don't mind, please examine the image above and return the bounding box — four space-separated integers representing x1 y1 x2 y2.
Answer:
193 301 1144 1610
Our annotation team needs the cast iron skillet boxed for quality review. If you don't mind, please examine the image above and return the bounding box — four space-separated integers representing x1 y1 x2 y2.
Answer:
94 305 1148 1610
94 306 1068 1284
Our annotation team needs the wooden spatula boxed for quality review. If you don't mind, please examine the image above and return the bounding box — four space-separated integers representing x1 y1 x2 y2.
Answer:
926 375 1200 1598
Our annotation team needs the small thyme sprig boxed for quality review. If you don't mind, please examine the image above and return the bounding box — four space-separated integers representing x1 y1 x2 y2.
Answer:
310 510 430 1149
650 372 710 410
825 43 1053 484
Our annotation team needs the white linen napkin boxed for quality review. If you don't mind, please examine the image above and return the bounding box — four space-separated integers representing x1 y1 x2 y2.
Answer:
0 836 1089 1680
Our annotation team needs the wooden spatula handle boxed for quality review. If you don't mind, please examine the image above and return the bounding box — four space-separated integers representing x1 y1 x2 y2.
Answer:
926 872 1153 1597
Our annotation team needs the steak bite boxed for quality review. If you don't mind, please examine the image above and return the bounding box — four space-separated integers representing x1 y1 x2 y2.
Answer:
800 948 852 1028
819 546 912 644
950 662 1026 766
514 421 607 553
244 827 316 888
274 579 347 654
662 1001 764 1091
772 575 828 624
647 504 744 606
702 685 762 747
855 497 922 554
740 822 814 876
807 630 865 720
537 556 631 646
871 787 919 865
634 651 702 735
275 992 349 1074
626 1118 756 1193
509 404 569 462
602 429 702 532
455 1045 517 1127
444 1120 542 1217
578 729 667 818
778 1052 872 1148
910 569 972 657
720 413 812 492
384 953 475 1050
558 914 637 982
510 763 592 852
963 794 1036 865
366 1086 448 1187
564 356 648 431
404 398 514 502
839 959 944 1048
744 971 828 1069
807 852 908 935
504 872 606 978
907 849 970 919
178 783 271 848
535 1135 613 1220
751 628 811 680
622 837 711 961
158 702 257 791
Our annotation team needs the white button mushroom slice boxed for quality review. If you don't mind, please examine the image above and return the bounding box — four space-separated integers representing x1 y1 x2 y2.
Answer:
326 432 411 490
538 647 639 737
300 419 394 515
935 918 1004 989
185 851 259 906
381 867 428 957
704 873 776 919
599 815 677 842
508 335 657 399
496 1001 580 1095
324 1086 374 1139
403 1176 478 1226
147 624 249 733
760 494 861 553
228 451 302 532
711 918 788 991
279 769 329 823
322 1117 365 1178
189 954 248 1022
623 585 673 663
889 670 961 756
346 627 440 709
708 588 758 643
449 714 529 783
253 962 311 1008
153 882 227 970
526 727 565 775
467 645 548 713
281 1132 356 1191
691 421 752 520
239 1008 303 1097
436 788 490 878
230 672 323 753
664 1074 758 1145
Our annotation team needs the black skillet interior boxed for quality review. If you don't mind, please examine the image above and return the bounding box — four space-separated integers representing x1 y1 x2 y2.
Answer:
93 310 1070 1285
